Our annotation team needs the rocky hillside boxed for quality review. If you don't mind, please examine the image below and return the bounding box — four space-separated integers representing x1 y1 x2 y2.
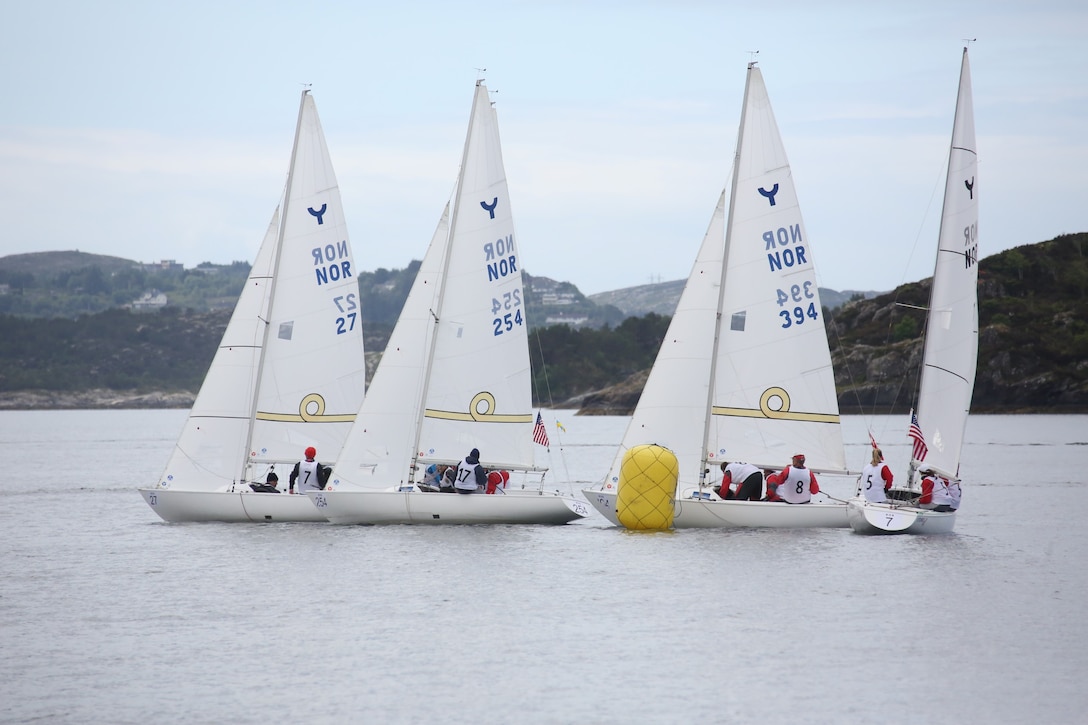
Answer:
574 233 1088 415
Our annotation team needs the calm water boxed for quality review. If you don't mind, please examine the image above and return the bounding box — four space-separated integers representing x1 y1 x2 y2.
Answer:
1 410 1086 724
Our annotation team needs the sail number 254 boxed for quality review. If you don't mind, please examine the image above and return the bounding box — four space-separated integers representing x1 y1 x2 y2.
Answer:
776 283 818 329
491 290 523 336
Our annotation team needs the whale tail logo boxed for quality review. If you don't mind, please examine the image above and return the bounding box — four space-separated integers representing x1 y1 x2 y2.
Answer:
308 204 328 224
480 197 498 219
758 184 780 206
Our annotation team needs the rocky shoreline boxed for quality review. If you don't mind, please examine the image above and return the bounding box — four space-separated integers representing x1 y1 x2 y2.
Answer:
0 389 196 410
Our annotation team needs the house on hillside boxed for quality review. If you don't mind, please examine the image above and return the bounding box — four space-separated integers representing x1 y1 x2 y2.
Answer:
130 291 168 312
142 260 183 272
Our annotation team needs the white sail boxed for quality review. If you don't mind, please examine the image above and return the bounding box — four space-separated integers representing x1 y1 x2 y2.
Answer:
914 47 979 479
159 206 280 490
606 64 845 497
846 48 977 535
332 205 449 486
313 82 586 525
707 64 846 475
334 81 535 488
158 91 365 491
603 191 726 493
585 63 849 529
414 82 535 471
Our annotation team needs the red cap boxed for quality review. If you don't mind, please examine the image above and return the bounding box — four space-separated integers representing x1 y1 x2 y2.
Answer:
305 446 316 459
792 453 805 462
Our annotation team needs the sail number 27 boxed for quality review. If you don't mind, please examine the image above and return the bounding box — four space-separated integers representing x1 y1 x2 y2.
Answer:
776 283 818 329
333 293 359 334
491 290 524 336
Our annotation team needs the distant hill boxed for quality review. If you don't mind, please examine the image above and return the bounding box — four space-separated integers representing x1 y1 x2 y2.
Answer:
0 251 139 276
575 233 1088 415
0 251 628 329
0 251 251 317
2 234 1086 412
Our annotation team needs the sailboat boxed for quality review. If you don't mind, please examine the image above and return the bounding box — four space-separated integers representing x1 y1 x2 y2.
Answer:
139 90 367 523
309 81 588 525
583 61 850 529
847 47 978 535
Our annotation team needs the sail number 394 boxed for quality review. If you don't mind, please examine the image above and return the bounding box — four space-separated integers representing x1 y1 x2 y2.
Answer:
776 282 818 329
491 290 523 336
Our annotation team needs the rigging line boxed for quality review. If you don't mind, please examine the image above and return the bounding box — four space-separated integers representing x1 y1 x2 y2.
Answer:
531 327 557 408
530 326 572 485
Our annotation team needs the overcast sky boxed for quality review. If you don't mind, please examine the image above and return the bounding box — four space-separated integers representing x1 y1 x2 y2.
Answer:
2 0 1085 295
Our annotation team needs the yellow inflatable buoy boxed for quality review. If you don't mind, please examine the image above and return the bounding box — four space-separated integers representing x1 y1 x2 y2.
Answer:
616 444 679 531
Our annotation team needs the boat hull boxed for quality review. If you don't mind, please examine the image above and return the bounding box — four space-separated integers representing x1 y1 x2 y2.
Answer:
309 489 590 525
582 489 621 526
674 498 848 529
846 498 957 535
581 490 847 529
138 488 329 523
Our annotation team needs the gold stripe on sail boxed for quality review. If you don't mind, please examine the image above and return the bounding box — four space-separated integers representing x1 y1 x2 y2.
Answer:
712 386 839 424
424 391 533 424
256 393 357 423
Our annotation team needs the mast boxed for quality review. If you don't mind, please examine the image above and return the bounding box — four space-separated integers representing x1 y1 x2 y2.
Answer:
699 62 754 490
407 81 485 476
239 89 309 483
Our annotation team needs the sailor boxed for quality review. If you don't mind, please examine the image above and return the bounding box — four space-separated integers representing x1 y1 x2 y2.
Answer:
289 446 331 494
776 454 821 504
418 464 443 492
717 461 764 501
250 471 281 493
764 468 784 501
919 467 956 512
439 465 457 493
486 469 510 494
454 448 487 494
859 448 894 503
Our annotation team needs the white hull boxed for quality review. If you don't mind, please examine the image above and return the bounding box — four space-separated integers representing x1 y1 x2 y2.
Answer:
580 490 847 529
675 498 848 529
139 488 328 523
846 498 957 535
582 489 621 526
309 488 590 525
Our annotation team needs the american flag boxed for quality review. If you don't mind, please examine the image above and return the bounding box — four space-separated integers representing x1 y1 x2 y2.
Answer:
532 412 550 447
908 410 928 461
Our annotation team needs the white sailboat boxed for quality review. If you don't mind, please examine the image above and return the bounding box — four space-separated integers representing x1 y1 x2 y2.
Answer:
848 47 978 535
139 90 366 523
584 62 850 529
309 81 588 525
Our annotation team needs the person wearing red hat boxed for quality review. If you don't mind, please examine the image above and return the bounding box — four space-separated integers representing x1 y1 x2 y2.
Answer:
773 453 821 504
289 445 332 494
